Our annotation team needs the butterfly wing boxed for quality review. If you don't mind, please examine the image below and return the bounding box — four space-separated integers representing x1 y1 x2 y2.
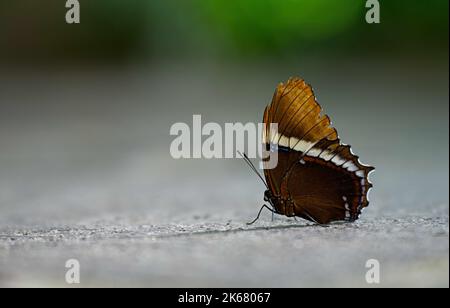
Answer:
263 105 303 197
263 78 374 223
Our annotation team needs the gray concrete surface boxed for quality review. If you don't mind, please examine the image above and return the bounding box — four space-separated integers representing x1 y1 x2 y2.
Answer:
0 59 448 287
0 216 448 287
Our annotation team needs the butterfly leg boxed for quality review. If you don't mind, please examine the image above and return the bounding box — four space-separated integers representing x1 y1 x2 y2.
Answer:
284 197 297 221
247 204 276 225
289 200 298 221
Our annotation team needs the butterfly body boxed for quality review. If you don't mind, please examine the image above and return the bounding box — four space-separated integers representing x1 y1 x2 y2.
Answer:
259 77 374 225
264 189 296 218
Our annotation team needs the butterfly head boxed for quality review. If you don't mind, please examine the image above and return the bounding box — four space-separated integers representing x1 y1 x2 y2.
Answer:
264 190 274 204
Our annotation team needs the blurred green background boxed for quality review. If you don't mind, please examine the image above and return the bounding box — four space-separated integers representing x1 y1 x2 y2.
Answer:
0 0 448 64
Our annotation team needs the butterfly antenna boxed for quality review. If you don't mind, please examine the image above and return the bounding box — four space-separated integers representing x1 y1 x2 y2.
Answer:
237 151 268 188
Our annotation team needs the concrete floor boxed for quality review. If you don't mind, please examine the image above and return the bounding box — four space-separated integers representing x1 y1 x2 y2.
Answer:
0 216 448 287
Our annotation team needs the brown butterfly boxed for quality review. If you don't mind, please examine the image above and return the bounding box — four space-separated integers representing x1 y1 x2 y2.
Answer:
243 77 374 225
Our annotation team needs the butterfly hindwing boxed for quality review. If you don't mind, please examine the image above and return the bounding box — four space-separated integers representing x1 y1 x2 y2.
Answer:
281 156 370 224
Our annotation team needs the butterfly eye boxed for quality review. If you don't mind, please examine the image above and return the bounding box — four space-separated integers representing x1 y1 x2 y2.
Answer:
264 191 271 202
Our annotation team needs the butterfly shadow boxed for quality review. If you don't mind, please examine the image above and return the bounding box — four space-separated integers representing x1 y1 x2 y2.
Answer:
154 220 352 240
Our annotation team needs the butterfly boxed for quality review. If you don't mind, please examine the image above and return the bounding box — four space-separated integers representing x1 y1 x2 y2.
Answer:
242 77 374 225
